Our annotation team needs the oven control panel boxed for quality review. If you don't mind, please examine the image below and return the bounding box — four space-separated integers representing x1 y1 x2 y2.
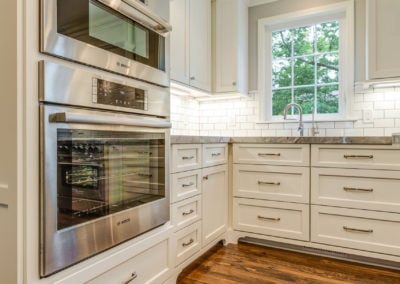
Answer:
93 79 147 111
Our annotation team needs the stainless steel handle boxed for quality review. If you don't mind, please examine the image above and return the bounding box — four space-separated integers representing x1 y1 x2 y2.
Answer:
182 156 194 160
257 215 281 221
343 187 374 193
343 226 373 233
182 182 194 187
124 272 138 284
100 0 172 34
258 153 281 157
211 153 221 157
258 181 281 186
182 238 194 247
343 154 374 159
49 112 172 128
182 209 194 216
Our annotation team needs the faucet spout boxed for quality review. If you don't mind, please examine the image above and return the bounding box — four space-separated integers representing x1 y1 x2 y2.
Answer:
283 103 304 136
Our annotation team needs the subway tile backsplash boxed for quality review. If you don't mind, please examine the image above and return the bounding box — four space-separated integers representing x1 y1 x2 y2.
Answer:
170 87 400 137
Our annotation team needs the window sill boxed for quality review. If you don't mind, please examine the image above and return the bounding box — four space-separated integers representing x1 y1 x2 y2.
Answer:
256 117 359 124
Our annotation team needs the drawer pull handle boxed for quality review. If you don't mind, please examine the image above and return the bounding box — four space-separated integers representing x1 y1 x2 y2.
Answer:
182 238 194 247
257 215 281 221
182 156 195 160
182 182 194 187
343 226 373 233
258 153 281 157
343 154 373 159
182 209 194 216
211 152 221 157
343 187 374 193
258 181 281 186
203 175 209 180
124 272 138 284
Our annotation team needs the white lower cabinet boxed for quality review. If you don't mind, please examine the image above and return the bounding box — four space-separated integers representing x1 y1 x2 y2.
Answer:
87 239 169 284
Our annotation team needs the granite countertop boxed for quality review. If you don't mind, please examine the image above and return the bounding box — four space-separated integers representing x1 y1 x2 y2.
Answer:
171 135 394 145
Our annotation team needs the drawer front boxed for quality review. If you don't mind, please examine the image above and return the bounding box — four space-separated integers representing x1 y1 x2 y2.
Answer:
171 195 202 232
170 169 202 203
233 164 309 203
171 144 202 173
202 144 228 167
311 206 400 256
311 145 400 170
233 198 309 241
173 221 202 266
88 239 169 284
233 144 310 166
311 167 400 213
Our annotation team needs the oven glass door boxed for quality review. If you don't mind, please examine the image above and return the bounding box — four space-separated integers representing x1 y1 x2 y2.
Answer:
57 0 165 71
57 129 165 230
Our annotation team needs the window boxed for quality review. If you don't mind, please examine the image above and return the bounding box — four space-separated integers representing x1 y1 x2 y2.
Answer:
258 1 354 121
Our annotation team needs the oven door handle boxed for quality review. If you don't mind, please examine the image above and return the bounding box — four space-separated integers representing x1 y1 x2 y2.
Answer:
98 0 172 35
49 112 172 128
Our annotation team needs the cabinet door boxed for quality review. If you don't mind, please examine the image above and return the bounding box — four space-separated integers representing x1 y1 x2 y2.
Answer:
202 164 228 246
189 0 211 92
215 0 248 94
170 0 190 85
367 0 400 79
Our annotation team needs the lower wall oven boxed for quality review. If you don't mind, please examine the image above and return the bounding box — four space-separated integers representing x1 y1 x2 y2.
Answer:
39 61 171 277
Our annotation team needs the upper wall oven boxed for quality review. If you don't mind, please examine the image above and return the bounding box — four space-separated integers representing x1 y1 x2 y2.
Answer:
41 0 171 87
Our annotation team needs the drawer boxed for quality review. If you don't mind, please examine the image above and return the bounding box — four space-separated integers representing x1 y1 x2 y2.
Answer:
311 167 400 213
233 164 309 203
172 221 201 266
171 144 202 173
87 239 169 284
311 145 400 170
311 206 400 256
202 144 228 167
170 169 202 203
171 195 202 232
233 144 310 166
233 198 309 241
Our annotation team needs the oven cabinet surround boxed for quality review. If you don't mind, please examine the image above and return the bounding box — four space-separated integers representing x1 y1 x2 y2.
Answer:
168 143 228 281
367 0 400 80
169 0 211 92
232 143 400 263
213 0 248 95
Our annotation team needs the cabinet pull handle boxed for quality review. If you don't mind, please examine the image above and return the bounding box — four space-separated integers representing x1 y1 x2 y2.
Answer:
258 181 281 186
343 226 373 233
232 82 237 86
258 153 281 157
211 152 221 157
182 182 194 187
343 187 374 193
182 156 194 160
343 154 373 159
182 238 194 247
203 175 209 180
124 272 138 284
257 215 281 221
182 209 194 216
190 76 195 80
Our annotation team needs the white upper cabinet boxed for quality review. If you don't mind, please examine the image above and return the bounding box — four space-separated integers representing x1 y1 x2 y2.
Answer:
170 0 211 92
213 0 248 95
367 0 400 79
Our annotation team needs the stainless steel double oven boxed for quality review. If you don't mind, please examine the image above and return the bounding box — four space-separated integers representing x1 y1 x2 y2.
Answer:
40 0 171 277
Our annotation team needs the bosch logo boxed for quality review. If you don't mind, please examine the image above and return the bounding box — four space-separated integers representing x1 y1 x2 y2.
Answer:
117 218 131 226
117 62 130 69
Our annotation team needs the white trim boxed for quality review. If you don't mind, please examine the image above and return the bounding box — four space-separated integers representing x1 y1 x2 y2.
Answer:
258 1 355 121
248 0 278 7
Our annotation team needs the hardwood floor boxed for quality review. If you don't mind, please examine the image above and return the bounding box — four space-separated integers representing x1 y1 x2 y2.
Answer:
177 242 400 284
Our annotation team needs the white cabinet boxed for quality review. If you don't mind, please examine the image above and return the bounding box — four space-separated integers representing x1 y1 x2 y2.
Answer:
214 0 248 94
170 0 211 92
202 164 228 246
367 0 400 79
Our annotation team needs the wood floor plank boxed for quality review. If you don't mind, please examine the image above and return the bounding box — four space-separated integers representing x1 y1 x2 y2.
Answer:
177 243 400 284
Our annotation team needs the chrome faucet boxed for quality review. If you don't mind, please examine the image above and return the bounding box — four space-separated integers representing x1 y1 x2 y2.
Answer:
283 103 304 136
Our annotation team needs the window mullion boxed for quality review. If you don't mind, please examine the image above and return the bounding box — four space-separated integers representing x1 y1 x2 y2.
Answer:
290 31 294 115
314 25 318 115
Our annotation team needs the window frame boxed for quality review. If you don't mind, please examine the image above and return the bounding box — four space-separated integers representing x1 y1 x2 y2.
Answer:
258 1 354 121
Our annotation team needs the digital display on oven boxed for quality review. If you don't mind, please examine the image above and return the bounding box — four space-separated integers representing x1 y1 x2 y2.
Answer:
94 79 147 110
